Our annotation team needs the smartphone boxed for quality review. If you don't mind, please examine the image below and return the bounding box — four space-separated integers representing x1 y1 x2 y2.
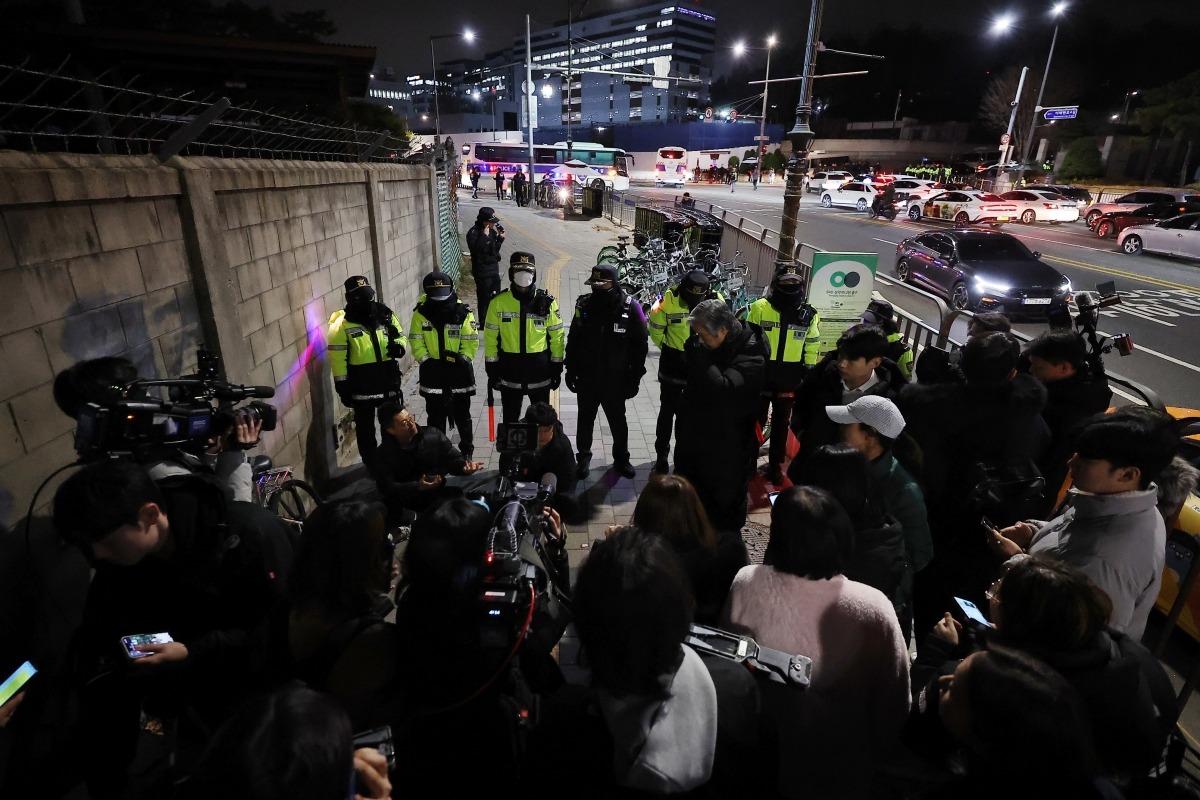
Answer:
768 491 780 507
0 661 36 706
981 515 998 535
954 597 990 627
121 632 174 660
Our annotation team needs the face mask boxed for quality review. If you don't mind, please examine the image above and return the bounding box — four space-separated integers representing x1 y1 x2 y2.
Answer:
513 272 534 288
348 288 375 304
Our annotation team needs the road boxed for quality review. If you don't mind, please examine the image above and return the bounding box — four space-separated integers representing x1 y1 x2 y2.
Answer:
625 181 1200 410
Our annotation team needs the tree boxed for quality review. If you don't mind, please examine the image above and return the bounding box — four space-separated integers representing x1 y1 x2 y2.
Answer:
978 63 1083 164
728 155 740 171
1055 136 1103 181
1134 70 1200 186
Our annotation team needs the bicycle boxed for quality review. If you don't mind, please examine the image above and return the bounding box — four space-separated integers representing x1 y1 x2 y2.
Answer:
597 235 633 264
251 455 322 536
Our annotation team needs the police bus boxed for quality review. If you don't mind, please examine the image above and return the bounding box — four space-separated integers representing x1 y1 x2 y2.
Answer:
654 146 689 188
460 141 633 190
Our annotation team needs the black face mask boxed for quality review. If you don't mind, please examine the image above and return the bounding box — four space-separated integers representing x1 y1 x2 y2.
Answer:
347 287 375 306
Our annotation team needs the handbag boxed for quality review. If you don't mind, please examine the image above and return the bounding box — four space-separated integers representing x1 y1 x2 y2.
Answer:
967 459 1045 511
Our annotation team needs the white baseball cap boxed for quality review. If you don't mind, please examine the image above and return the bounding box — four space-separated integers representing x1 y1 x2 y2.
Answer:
825 395 906 439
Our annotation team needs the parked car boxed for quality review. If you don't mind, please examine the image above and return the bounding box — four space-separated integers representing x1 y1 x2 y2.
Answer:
1038 184 1092 210
820 181 879 211
1090 201 1200 239
889 178 941 203
907 190 1020 226
999 190 1080 224
1083 189 1200 227
808 170 853 194
895 229 1072 315
1117 212 1200 260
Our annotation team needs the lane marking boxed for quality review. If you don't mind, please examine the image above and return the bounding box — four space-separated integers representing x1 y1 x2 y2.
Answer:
1045 255 1200 293
873 238 900 247
1098 331 1200 375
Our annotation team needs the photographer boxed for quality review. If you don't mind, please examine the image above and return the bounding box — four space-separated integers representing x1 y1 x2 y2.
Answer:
1023 329 1113 510
514 402 578 510
53 357 263 502
466 208 505 321
53 460 294 798
374 402 485 525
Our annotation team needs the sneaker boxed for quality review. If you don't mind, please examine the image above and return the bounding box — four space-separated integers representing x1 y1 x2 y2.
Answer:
575 455 592 480
614 460 636 479
653 458 670 475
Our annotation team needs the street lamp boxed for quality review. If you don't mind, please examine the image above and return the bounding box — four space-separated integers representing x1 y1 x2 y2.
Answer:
566 0 593 158
428 29 474 140
1009 3 1069 187
1121 90 1139 125
735 35 777 190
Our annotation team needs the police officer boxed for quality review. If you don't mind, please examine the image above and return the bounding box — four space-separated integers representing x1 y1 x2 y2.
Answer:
484 251 565 424
327 275 408 477
565 263 648 480
861 298 914 379
465 207 505 321
648 269 720 474
409 271 480 459
743 266 822 484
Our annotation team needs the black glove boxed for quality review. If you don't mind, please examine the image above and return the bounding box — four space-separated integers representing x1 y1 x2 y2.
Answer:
550 373 561 390
335 385 351 407
387 342 406 359
565 373 580 393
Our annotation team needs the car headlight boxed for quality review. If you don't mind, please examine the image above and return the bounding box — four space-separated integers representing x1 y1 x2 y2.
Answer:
558 188 569 200
974 277 1011 295
1058 277 1072 294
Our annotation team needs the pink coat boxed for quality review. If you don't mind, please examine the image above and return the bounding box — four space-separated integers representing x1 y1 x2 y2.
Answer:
721 567 910 800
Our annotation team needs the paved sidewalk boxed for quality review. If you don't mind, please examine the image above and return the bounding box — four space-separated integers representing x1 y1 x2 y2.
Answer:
399 194 775 579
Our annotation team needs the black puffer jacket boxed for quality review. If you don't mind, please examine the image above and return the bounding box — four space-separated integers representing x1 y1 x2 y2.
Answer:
844 516 909 629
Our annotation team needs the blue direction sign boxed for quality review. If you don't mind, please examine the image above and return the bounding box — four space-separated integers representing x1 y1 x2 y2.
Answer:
1043 106 1079 121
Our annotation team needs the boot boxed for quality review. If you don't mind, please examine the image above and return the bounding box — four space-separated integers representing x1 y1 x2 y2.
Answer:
613 459 636 479
575 454 592 480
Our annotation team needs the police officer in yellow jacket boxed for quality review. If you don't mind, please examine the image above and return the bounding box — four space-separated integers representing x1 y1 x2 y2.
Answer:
328 275 408 477
861 298 914 379
484 252 565 423
743 267 822 483
409 271 480 458
648 269 719 474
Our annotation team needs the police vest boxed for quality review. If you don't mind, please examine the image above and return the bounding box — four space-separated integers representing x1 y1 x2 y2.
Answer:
484 289 565 389
744 298 822 366
327 305 408 400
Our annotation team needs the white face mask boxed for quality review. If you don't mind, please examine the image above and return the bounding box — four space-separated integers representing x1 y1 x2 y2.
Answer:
513 271 534 288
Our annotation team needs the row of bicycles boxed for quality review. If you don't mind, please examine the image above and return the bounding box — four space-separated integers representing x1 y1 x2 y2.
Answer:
595 233 756 316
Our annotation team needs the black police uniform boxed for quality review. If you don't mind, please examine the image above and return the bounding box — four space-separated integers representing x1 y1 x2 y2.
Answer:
565 264 649 478
465 207 504 321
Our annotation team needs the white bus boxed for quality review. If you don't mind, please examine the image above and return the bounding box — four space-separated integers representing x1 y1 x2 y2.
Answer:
460 141 633 190
654 146 688 187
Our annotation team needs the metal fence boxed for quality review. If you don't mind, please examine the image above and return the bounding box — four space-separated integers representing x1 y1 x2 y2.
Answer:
600 186 1165 409
0 59 420 163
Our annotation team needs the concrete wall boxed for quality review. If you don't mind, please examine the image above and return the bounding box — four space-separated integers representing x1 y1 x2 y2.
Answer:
0 153 439 526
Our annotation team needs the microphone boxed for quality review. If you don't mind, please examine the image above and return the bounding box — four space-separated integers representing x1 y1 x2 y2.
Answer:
532 472 558 513
228 384 277 400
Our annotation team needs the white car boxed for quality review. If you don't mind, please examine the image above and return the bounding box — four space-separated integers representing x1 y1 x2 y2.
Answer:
1117 213 1200 260
999 190 1081 224
808 170 853 194
820 181 879 211
1083 188 1200 227
889 178 941 203
907 190 1020 226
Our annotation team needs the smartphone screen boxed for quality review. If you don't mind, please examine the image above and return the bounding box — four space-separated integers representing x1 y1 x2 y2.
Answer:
121 632 174 659
768 491 780 506
0 661 36 706
981 516 998 534
954 597 990 626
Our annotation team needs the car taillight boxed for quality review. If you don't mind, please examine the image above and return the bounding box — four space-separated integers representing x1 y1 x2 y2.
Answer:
1043 203 1058 209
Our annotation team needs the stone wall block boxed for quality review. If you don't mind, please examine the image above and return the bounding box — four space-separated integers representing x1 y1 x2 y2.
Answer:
236 258 273 300
50 169 127 203
124 169 180 199
0 170 55 206
247 222 281 261
155 199 185 242
5 204 101 265
0 399 25 467
157 322 203 377
15 261 76 330
69 249 146 312
137 240 191 292
224 229 252 269
260 284 291 325
267 250 298 288
238 296 266 339
92 199 163 251
249 320 284 366
10 382 73 452
0 328 53 403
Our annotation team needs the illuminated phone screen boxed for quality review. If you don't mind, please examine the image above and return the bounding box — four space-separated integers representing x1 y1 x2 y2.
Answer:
0 661 36 706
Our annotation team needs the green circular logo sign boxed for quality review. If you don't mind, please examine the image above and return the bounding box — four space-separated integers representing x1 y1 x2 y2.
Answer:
829 271 861 288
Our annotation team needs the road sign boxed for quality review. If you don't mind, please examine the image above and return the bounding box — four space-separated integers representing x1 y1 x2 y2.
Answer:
754 135 771 141
1000 132 1011 145
1043 106 1079 121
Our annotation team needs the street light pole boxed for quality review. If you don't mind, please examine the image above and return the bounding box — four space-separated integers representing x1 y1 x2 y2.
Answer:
1122 90 1138 125
779 0 825 268
566 0 591 159
755 38 775 190
1016 6 1067 188
428 37 442 141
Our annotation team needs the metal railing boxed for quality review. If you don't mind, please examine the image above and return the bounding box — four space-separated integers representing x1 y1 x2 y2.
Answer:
0 59 420 163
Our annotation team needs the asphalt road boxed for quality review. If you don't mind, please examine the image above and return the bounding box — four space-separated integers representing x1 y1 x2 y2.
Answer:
626 182 1200 410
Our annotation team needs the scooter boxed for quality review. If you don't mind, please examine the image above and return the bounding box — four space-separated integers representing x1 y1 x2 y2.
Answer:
868 197 899 221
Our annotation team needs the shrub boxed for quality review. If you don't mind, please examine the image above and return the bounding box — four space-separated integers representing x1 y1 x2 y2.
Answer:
1055 136 1104 181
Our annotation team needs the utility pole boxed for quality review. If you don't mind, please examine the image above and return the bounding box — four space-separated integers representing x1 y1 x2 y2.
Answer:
1016 28 1058 188
754 42 774 189
779 0 825 268
999 66 1028 190
892 89 902 139
526 14 536 185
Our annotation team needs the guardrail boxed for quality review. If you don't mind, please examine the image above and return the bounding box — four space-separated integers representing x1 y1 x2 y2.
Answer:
600 187 1166 410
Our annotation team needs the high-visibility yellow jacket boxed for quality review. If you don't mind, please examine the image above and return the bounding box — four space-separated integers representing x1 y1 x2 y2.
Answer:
327 303 409 402
484 288 565 389
886 331 914 379
409 295 479 396
648 287 722 384
744 297 822 393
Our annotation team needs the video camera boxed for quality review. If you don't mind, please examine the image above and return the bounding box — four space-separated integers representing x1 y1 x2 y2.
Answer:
478 422 571 651
74 348 278 461
687 624 813 688
1052 281 1133 377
